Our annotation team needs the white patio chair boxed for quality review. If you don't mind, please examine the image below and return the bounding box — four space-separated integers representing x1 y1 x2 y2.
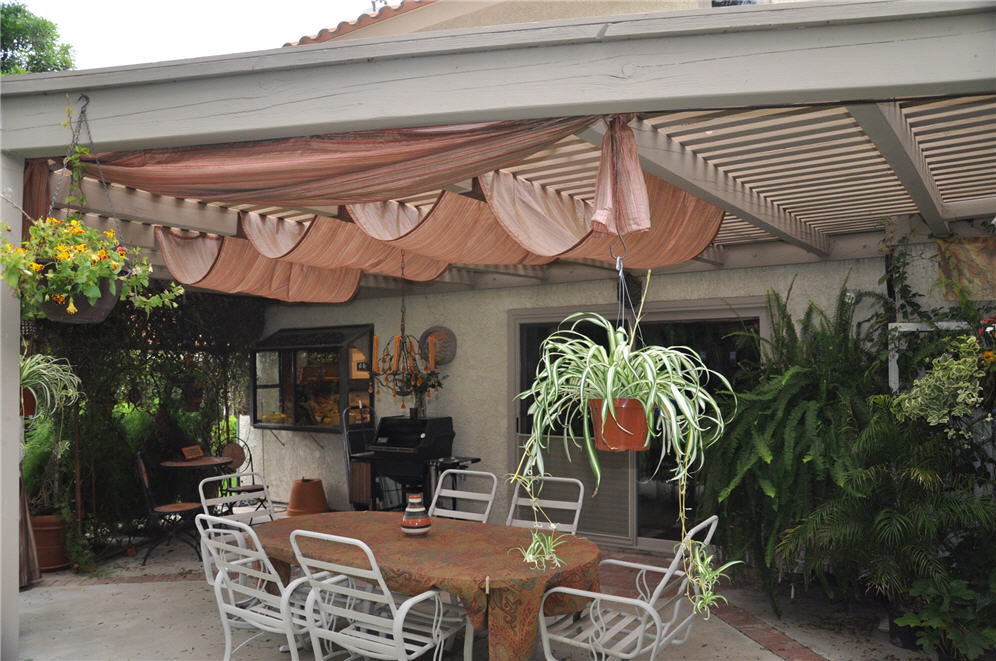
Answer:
506 476 584 534
428 469 498 523
199 472 276 585
290 529 470 661
195 514 310 661
537 515 720 661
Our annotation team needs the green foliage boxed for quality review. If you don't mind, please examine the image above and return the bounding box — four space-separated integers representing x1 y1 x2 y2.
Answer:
776 395 996 605
699 283 882 613
896 573 996 660
892 335 985 438
0 2 73 75
27 290 265 556
19 349 81 417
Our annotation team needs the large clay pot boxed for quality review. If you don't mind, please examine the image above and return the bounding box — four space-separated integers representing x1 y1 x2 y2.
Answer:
286 478 329 516
30 513 70 572
20 388 36 417
589 398 649 451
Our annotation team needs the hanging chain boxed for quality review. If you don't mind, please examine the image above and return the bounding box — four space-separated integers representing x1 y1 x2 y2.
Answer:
399 250 407 338
48 94 118 222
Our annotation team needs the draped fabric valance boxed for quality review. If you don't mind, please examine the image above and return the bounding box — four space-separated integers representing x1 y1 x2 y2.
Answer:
78 117 600 206
24 115 723 303
155 228 361 303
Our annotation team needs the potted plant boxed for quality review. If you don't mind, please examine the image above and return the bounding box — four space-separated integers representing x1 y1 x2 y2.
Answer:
1 145 183 322
19 350 82 572
512 285 736 610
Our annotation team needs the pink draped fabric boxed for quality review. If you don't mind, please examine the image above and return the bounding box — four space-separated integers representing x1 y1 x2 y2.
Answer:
349 192 553 266
155 228 360 303
81 117 598 206
591 115 651 236
241 212 448 281
563 172 723 267
479 170 592 256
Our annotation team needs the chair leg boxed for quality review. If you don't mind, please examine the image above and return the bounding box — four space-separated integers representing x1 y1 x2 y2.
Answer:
463 617 474 661
141 534 165 566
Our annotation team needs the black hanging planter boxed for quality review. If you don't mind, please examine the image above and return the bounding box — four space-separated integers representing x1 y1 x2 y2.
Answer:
39 277 121 324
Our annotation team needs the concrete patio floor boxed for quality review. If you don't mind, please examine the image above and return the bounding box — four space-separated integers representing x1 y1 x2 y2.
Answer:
18 533 933 661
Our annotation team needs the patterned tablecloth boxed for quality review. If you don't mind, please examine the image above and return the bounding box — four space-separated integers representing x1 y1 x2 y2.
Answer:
255 510 601 661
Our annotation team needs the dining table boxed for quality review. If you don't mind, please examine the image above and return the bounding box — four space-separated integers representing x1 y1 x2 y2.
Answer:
254 510 601 661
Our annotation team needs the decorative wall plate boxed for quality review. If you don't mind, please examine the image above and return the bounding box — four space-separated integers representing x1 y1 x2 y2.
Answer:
419 326 457 366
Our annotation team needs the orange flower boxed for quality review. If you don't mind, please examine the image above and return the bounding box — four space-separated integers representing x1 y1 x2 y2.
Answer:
29 262 44 272
51 294 65 304
983 351 995 364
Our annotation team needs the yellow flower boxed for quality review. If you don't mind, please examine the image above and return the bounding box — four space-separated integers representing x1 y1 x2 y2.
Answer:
66 299 78 315
70 226 85 235
110 261 120 270
51 294 65 304
75 244 87 252
97 249 109 259
984 351 995 364
56 250 71 261
103 229 116 239
29 262 44 272
14 247 26 255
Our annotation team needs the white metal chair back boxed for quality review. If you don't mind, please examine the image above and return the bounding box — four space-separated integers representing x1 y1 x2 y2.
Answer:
506 476 584 534
199 472 275 526
195 514 308 661
428 469 498 523
538 515 720 661
290 529 465 661
199 472 276 587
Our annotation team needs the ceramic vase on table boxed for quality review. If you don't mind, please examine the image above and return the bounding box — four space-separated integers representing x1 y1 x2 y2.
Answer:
401 493 431 536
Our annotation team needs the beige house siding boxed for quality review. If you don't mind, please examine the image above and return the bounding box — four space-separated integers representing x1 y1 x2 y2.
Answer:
244 248 923 523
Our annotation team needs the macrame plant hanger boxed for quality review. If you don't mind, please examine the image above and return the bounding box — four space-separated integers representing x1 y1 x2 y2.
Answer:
49 94 117 226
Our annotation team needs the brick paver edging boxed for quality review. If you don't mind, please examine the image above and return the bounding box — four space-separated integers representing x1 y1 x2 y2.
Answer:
714 603 828 661
35 572 203 587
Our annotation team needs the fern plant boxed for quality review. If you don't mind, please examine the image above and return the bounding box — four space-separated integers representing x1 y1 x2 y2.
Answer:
699 283 882 613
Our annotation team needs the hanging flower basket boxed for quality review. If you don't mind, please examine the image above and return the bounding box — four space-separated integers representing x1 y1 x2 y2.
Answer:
589 398 650 451
38 274 121 324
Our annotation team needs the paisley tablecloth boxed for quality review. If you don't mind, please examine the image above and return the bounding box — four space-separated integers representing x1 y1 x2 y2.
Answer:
255 510 600 661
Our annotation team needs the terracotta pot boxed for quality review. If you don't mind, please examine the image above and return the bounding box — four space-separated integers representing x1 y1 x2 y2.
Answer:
31 513 70 572
286 478 329 516
589 398 649 452
39 277 120 324
20 388 37 417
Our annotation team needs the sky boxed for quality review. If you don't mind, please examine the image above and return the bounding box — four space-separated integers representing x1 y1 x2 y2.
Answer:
20 0 382 70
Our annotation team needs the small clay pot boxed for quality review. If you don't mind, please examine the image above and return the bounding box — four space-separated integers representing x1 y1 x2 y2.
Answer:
286 478 329 516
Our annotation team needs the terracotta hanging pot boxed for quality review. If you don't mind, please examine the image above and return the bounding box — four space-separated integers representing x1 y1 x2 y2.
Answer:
20 388 37 417
589 398 649 452
39 277 120 324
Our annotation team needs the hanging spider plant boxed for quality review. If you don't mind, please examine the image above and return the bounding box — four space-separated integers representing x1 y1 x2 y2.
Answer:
511 281 736 606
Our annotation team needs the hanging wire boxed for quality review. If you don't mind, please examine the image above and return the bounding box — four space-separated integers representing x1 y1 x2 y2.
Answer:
48 94 118 222
610 230 644 344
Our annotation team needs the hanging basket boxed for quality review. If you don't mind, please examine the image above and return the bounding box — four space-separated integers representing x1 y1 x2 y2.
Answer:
39 277 120 324
589 398 649 452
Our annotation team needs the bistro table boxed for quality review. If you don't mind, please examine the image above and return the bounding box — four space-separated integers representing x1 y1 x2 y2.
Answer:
255 510 601 661
160 456 233 471
160 456 233 502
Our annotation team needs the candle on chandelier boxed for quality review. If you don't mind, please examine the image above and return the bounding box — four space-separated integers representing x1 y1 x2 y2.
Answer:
391 335 400 372
372 334 379 369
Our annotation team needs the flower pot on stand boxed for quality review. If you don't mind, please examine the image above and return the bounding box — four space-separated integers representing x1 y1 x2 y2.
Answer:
589 399 650 451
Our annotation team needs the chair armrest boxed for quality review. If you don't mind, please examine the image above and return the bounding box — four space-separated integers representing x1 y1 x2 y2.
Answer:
599 558 669 573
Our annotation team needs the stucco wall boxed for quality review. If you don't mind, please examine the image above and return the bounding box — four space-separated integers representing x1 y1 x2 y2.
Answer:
245 254 892 518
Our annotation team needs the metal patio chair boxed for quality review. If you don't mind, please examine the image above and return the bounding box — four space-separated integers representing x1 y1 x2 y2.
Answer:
537 515 720 661
290 529 470 661
428 469 498 523
198 472 276 585
506 475 585 534
135 451 201 566
195 514 310 661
